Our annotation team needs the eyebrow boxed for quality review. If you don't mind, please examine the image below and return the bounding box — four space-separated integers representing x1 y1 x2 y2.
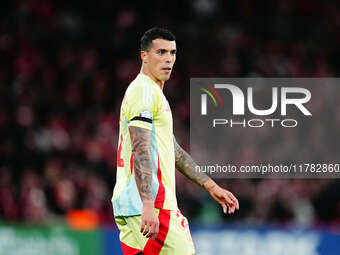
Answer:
156 48 177 53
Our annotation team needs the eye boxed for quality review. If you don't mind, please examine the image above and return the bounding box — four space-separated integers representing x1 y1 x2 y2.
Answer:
171 50 177 55
158 49 166 55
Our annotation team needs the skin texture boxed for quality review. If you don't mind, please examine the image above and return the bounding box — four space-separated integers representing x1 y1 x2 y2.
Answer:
140 38 176 90
129 38 177 241
129 37 239 245
129 126 159 240
173 136 239 214
129 126 153 202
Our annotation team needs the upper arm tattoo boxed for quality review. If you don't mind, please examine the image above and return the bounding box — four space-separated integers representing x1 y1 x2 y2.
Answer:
174 136 211 188
129 126 153 202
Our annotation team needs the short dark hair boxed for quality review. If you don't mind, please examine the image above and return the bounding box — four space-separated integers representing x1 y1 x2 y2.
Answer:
140 28 176 51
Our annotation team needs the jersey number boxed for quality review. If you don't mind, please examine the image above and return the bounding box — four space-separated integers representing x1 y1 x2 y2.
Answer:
117 135 124 167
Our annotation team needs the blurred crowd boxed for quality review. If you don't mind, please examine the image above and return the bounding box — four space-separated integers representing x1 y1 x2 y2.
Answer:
1 0 340 228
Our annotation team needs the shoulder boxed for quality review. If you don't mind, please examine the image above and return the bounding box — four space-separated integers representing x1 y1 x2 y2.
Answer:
127 76 162 102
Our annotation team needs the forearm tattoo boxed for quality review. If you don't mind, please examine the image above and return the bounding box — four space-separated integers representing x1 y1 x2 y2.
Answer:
173 136 210 188
129 126 153 201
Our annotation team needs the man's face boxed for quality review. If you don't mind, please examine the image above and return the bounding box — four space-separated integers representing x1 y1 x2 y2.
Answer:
142 39 177 82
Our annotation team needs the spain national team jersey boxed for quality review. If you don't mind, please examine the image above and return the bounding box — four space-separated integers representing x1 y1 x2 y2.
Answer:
112 73 178 216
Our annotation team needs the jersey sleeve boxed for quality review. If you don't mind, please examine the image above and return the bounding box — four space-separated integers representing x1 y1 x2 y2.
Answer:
124 82 160 130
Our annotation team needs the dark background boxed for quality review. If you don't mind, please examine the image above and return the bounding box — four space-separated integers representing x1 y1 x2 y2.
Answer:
1 0 340 228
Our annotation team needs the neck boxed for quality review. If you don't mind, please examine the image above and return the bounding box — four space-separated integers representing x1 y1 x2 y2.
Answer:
140 66 164 90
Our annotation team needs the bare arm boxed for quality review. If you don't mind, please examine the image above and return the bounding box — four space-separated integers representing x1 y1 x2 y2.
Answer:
174 136 216 190
129 126 159 239
129 126 153 201
174 135 239 214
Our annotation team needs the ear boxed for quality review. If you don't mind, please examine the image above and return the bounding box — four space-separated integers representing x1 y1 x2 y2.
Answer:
140 51 148 63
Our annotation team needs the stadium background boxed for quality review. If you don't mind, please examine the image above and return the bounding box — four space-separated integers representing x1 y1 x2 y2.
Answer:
0 0 340 254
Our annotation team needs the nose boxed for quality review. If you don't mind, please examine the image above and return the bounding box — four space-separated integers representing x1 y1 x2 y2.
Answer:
165 52 172 63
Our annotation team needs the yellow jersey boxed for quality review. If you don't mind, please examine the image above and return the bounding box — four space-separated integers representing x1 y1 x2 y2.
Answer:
112 73 178 216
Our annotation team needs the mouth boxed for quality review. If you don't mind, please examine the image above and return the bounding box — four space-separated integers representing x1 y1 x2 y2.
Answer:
161 67 172 72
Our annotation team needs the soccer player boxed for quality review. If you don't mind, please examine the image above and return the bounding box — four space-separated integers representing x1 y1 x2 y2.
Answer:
112 27 239 255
